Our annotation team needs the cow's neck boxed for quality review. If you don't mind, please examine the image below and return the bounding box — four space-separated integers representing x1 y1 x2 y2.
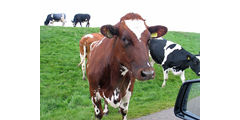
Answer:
107 39 130 91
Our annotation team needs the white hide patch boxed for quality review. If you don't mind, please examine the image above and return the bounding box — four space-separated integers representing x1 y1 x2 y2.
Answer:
103 103 108 113
91 97 100 115
162 41 182 65
95 37 106 47
170 68 183 75
90 41 99 51
95 91 102 101
120 81 131 111
196 55 200 60
156 37 164 40
124 19 146 42
84 34 94 38
147 62 151 67
103 88 121 108
120 65 129 76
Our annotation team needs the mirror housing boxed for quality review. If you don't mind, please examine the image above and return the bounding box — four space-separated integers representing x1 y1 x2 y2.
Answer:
174 79 200 120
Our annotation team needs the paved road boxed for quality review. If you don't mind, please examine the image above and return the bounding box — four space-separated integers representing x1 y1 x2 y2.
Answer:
132 107 181 120
133 96 200 120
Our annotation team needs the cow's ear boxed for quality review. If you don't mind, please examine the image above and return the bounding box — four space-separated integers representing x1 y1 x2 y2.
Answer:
100 25 119 38
148 25 168 38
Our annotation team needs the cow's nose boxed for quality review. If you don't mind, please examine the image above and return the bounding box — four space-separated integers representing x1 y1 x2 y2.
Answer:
140 70 155 79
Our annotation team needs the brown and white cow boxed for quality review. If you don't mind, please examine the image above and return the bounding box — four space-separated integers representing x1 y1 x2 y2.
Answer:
86 13 168 120
78 33 104 80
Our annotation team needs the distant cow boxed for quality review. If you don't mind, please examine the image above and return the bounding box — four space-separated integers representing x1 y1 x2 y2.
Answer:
44 13 66 26
149 38 200 87
86 13 168 120
72 14 90 27
78 33 104 80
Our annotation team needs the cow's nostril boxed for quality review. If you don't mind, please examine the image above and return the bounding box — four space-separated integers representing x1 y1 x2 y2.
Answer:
141 70 154 78
141 71 147 77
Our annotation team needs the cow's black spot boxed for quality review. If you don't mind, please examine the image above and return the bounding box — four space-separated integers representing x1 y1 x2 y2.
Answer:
167 44 176 49
123 102 128 107
114 100 118 104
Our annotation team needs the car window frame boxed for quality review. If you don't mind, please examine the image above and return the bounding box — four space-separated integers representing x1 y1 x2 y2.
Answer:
174 79 200 120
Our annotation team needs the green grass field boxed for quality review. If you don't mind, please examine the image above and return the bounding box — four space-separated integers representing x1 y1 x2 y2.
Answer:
40 26 200 120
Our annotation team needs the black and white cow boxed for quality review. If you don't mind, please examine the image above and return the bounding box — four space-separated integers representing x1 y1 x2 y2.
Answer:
149 37 200 87
72 14 91 27
44 13 66 26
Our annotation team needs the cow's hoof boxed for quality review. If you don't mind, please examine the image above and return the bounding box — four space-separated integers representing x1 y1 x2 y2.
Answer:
83 77 86 80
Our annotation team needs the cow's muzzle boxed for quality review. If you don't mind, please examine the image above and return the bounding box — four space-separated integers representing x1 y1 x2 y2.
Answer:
138 68 155 81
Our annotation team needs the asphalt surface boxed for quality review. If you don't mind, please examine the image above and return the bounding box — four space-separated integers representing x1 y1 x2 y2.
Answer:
133 96 200 120
132 107 181 120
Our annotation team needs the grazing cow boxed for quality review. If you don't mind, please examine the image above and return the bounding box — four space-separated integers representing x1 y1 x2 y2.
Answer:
78 33 104 80
149 37 200 87
72 14 91 27
86 13 168 120
44 13 66 26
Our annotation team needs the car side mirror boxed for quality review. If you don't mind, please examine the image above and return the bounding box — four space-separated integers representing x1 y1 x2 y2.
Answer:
174 79 200 120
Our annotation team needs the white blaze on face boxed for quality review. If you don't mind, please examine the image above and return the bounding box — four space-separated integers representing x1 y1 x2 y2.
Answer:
124 19 146 42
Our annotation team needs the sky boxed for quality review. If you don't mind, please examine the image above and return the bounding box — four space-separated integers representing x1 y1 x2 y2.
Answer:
40 0 201 33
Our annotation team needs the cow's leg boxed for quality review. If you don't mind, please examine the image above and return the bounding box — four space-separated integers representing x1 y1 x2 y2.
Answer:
86 21 90 27
162 68 169 87
62 21 65 26
61 18 65 26
78 45 86 67
73 22 77 27
103 100 109 115
119 81 132 120
91 93 103 119
80 22 82 27
81 46 87 80
180 71 185 83
77 52 83 67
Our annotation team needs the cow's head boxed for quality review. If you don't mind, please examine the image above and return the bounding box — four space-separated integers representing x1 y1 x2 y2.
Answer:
44 20 49 26
187 54 200 76
100 13 168 81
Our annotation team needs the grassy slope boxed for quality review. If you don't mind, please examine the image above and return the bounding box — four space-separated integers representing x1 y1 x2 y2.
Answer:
40 26 200 120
